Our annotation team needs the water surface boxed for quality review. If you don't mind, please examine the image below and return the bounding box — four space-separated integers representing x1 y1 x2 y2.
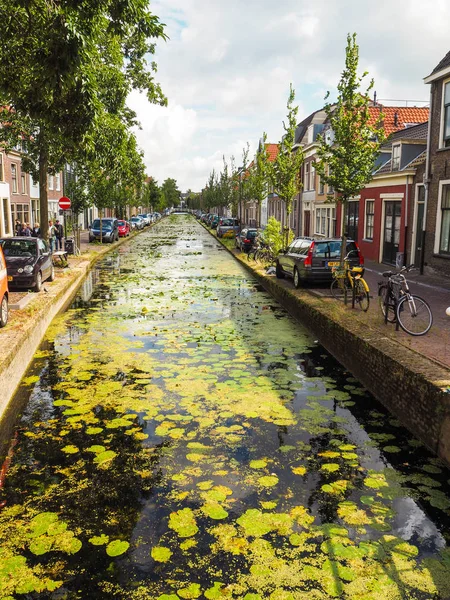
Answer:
1 215 450 599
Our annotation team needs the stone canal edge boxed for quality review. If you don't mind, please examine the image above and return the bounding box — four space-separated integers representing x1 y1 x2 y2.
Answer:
1 219 450 466
208 224 450 467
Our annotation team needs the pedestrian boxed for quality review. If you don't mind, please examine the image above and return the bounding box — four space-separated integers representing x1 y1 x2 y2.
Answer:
31 222 41 237
48 220 56 253
20 222 31 236
14 219 21 236
54 220 64 250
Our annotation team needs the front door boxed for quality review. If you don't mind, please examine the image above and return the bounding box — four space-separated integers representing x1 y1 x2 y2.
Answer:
304 211 310 237
382 201 402 265
347 201 359 241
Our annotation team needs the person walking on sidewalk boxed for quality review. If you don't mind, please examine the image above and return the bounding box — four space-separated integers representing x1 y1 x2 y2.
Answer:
48 221 56 253
31 222 41 237
55 220 64 250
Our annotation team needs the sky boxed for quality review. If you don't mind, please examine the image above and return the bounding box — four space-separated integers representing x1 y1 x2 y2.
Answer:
127 0 450 193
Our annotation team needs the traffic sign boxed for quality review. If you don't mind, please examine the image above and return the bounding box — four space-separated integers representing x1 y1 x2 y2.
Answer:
58 196 71 210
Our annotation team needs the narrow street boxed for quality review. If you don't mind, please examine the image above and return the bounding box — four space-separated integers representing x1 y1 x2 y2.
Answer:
1 214 450 599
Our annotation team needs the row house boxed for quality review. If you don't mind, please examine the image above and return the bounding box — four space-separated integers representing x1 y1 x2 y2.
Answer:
0 144 65 237
422 50 450 276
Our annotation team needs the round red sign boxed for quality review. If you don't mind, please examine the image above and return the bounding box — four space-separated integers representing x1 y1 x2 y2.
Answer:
58 196 71 210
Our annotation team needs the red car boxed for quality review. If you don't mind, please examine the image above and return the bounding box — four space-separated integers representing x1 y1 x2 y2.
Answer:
117 220 131 237
0 245 8 327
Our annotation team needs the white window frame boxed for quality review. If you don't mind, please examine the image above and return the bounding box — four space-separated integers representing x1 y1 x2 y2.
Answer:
392 144 401 170
434 179 450 255
21 172 26 194
440 78 450 149
11 163 18 193
0 152 4 182
55 173 61 191
364 199 375 240
304 162 310 191
310 162 315 191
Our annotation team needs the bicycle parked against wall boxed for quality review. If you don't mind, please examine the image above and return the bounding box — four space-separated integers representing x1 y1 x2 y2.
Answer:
330 252 370 311
378 265 433 336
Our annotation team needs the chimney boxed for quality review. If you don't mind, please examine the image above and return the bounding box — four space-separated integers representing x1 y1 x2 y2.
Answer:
394 112 399 128
374 91 377 105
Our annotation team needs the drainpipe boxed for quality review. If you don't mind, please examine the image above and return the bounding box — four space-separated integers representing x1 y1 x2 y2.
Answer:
421 83 433 275
404 174 409 266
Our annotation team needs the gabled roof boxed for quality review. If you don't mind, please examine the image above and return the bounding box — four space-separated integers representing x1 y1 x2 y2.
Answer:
374 149 426 175
427 50 450 79
368 106 429 136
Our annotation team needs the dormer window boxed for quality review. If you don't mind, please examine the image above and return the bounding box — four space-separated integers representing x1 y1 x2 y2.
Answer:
444 81 450 147
392 144 401 170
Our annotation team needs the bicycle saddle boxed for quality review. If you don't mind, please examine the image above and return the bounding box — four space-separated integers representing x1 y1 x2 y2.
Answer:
382 271 393 277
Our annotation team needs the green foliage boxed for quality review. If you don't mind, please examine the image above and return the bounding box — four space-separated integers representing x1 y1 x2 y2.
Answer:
270 85 304 222
247 134 270 226
315 33 386 261
263 217 294 254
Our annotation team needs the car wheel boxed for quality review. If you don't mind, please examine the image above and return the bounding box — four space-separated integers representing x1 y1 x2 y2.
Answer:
276 262 285 279
35 271 42 292
293 267 301 289
48 265 55 282
0 294 8 327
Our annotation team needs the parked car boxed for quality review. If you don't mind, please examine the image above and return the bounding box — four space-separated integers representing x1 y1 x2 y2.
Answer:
276 237 364 288
129 216 143 230
138 214 150 226
235 228 259 253
0 237 54 292
0 245 9 327
89 218 119 243
217 218 240 238
117 220 131 237
210 214 220 228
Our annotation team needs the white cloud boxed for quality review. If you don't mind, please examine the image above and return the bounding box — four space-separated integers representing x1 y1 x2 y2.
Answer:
130 0 450 191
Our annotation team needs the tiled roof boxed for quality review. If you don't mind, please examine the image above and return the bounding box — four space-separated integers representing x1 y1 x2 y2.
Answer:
368 106 429 136
265 143 279 162
380 121 428 150
429 50 450 76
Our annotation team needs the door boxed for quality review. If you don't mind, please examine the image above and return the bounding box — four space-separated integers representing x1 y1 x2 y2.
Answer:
382 201 402 265
414 187 425 268
347 201 359 241
304 211 310 237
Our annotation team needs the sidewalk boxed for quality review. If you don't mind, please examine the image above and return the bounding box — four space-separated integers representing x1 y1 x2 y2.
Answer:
362 259 450 370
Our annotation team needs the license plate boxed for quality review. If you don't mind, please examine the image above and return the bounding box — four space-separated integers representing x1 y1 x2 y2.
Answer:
7 275 12 281
327 261 340 267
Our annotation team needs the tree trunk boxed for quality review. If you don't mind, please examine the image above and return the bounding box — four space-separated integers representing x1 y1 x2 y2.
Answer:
99 207 103 243
340 199 348 266
39 143 49 243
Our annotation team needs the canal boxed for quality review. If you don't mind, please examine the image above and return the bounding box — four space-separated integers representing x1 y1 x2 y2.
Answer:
1 214 450 599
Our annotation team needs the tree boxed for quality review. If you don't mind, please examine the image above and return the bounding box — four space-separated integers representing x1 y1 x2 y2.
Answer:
248 134 270 227
0 1 167 240
160 178 181 209
270 84 304 246
142 178 161 212
315 33 385 264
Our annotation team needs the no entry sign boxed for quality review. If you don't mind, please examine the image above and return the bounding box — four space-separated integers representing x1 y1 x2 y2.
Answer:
58 196 71 210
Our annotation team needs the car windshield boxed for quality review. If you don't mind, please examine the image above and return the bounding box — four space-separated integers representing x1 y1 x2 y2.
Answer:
2 239 37 257
313 241 357 259
118 221 126 226
92 219 113 230
221 219 234 226
247 231 257 239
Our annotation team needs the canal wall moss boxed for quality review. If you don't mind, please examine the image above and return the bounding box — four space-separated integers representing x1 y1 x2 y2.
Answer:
212 230 450 466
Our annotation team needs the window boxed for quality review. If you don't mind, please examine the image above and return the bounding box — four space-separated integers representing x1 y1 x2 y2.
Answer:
439 184 450 254
21 172 26 194
318 173 324 195
365 200 375 240
0 153 3 181
315 209 320 234
310 163 315 190
392 144 401 170
55 173 61 191
11 163 18 193
304 162 310 190
48 175 54 190
315 207 334 236
327 166 334 194
11 203 29 225
444 81 450 148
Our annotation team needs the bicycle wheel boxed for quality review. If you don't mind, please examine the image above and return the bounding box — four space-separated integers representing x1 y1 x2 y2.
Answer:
396 295 432 336
330 277 347 301
378 284 396 323
354 279 370 312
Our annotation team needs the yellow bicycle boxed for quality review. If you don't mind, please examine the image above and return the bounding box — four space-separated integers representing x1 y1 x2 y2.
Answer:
330 255 370 311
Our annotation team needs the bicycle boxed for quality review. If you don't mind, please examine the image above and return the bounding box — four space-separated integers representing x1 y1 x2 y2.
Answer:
378 265 433 336
330 253 370 311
